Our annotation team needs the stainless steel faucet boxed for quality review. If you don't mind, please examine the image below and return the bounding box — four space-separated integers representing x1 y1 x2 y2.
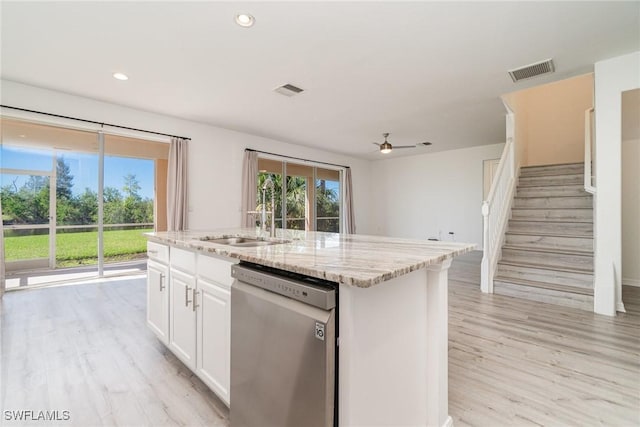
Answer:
261 177 276 238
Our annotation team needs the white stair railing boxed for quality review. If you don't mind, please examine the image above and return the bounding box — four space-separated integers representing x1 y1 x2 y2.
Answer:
584 108 596 194
481 137 516 293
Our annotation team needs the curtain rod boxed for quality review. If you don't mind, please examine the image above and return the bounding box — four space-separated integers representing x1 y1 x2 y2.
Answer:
245 148 350 169
0 105 191 141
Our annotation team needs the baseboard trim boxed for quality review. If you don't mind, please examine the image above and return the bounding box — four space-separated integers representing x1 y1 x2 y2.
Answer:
622 277 640 287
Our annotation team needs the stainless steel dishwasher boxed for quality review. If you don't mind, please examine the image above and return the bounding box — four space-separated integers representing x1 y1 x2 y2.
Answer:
230 262 337 427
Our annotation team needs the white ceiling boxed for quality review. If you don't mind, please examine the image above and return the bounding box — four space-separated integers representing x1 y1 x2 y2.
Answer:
1 2 638 160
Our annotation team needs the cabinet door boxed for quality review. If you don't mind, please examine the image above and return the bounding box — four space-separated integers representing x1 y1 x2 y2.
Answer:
197 277 231 405
147 260 169 344
169 269 197 370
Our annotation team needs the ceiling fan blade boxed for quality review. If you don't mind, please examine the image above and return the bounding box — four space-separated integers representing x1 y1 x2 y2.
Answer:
393 145 418 149
372 142 382 147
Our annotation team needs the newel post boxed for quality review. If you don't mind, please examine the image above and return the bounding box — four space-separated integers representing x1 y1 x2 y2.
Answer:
480 201 491 293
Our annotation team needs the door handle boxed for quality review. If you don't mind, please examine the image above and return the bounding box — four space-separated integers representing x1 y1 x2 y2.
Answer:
159 273 165 291
192 289 199 312
185 286 192 307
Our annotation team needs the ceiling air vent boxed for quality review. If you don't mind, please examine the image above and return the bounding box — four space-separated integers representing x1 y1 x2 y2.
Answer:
274 83 304 97
508 58 555 83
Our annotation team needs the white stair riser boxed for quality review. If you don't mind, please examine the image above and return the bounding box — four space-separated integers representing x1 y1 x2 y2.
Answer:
519 163 584 177
494 281 594 311
501 249 593 272
508 221 593 235
511 208 593 222
496 264 593 289
517 185 587 197
505 234 593 251
514 197 592 209
519 174 583 186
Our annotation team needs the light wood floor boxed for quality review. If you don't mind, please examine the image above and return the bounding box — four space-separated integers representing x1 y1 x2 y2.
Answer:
1 254 638 426
448 251 640 426
1 277 229 426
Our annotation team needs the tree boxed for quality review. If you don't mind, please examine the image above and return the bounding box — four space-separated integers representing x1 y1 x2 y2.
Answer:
122 174 152 223
55 157 76 224
123 174 142 200
103 186 124 224
56 157 74 200
75 188 98 224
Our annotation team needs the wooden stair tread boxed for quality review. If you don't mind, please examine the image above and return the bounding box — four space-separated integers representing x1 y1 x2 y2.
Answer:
521 162 584 169
506 231 593 239
509 222 593 225
518 182 585 188
502 244 593 256
497 260 594 274
511 207 593 210
514 195 592 199
494 276 594 296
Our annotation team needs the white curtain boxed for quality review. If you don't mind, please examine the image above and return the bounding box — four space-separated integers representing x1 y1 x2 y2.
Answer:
344 167 356 234
241 150 258 228
167 137 188 232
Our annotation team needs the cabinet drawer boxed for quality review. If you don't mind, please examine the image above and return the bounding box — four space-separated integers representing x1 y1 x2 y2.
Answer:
171 247 196 272
147 241 169 263
197 253 237 288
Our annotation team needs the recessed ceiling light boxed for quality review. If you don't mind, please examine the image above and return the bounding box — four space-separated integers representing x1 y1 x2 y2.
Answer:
113 72 129 81
235 13 255 28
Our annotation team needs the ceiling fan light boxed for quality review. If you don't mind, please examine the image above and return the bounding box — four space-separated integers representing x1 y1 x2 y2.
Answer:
380 142 392 154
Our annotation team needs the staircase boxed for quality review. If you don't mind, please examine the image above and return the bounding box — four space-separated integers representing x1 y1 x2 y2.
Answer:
494 162 594 311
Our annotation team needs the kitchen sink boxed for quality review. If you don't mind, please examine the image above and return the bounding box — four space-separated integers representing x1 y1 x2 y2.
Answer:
198 236 289 247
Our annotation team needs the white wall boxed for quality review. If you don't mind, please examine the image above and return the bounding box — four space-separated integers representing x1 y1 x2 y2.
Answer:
593 51 640 315
0 80 372 234
370 143 505 247
502 73 593 167
622 138 640 286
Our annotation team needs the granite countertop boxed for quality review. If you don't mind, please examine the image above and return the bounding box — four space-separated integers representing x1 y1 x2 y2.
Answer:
146 228 475 288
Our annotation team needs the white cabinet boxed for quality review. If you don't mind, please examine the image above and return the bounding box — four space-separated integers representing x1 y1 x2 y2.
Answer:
169 248 197 370
146 242 235 406
147 259 169 344
147 242 169 345
169 268 197 370
196 254 234 405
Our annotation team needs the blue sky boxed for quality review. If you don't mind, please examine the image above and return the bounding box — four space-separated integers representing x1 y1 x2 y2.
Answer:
0 146 155 199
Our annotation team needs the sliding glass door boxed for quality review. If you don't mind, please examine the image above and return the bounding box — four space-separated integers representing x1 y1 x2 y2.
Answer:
256 157 343 232
0 145 54 278
54 152 99 279
1 118 168 288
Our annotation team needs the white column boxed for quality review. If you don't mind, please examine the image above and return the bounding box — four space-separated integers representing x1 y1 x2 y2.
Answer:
593 51 640 315
426 259 453 427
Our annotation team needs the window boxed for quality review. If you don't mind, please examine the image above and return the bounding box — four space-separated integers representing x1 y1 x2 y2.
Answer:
1 118 169 288
256 157 342 232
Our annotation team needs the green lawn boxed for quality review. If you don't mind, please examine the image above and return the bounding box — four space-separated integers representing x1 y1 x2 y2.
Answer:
4 228 153 267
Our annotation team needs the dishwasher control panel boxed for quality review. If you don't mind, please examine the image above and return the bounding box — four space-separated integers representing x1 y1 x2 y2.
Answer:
231 263 336 310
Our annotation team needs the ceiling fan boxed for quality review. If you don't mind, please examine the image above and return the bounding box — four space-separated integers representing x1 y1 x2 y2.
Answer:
372 133 432 154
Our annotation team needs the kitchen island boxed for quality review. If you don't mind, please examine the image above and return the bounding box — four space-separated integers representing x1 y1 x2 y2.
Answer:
146 228 474 427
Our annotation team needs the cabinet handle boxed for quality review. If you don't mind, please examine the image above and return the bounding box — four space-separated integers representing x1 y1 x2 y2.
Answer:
185 286 192 307
192 289 199 312
148 249 158 254
159 273 165 291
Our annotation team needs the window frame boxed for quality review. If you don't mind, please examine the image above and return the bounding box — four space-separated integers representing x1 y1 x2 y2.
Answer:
256 154 344 233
